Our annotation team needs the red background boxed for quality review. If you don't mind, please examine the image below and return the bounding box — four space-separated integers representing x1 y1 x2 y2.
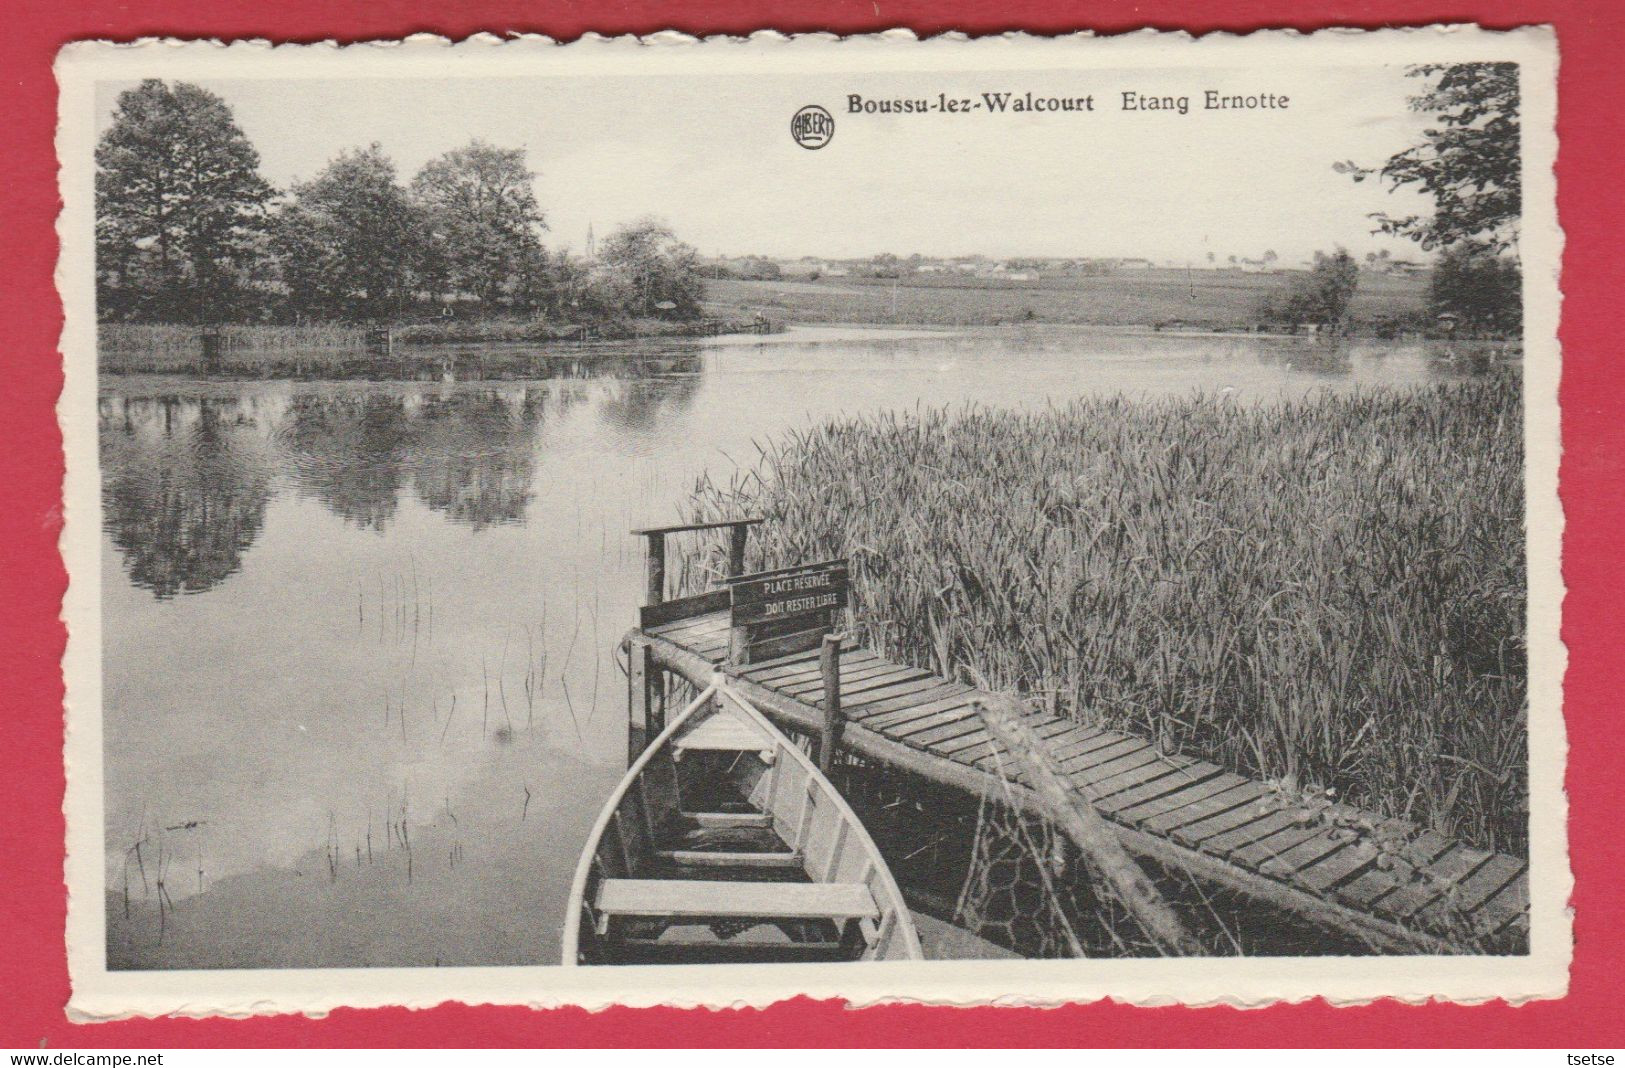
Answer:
3 0 1621 1048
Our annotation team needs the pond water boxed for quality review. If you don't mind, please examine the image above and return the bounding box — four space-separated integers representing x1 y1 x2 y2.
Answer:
99 325 1498 968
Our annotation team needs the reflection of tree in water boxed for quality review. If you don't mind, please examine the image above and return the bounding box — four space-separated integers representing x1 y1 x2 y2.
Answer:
1253 339 1354 379
594 371 703 435
280 389 549 533
283 394 413 531
410 390 546 531
100 396 272 599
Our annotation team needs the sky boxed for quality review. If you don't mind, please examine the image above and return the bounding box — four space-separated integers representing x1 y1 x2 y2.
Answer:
94 65 1441 266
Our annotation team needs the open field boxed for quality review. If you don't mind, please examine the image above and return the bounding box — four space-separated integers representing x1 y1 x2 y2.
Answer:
678 374 1526 856
702 269 1429 330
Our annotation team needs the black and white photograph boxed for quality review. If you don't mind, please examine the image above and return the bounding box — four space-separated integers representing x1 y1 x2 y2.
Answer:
57 30 1566 1015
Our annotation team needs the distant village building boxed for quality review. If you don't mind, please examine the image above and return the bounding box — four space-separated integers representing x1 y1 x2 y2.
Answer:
1117 258 1156 270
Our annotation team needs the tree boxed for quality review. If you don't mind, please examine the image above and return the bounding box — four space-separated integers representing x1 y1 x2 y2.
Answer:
412 140 548 312
1306 248 1360 328
1336 63 1520 254
597 217 704 319
1431 242 1522 336
867 252 903 279
96 80 273 322
272 144 427 321
1259 247 1360 331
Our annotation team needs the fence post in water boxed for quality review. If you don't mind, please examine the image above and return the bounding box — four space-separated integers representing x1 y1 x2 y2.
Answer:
818 634 844 776
973 694 1202 957
644 533 666 606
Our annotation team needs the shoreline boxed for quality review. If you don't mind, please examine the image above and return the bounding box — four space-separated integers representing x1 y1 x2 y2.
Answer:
96 320 1517 383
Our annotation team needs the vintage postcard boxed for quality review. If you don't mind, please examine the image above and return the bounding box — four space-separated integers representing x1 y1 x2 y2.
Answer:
58 27 1567 1019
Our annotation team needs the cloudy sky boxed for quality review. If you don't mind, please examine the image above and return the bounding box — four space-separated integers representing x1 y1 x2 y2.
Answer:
96 64 1439 266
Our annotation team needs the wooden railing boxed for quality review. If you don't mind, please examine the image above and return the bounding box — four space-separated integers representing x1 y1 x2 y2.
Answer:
629 517 763 606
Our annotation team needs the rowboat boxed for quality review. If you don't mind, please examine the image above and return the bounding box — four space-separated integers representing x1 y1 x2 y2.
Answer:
563 674 923 965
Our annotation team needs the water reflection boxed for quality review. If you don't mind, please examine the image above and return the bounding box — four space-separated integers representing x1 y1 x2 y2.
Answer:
409 391 545 530
1253 338 1355 379
100 397 273 599
595 374 704 435
284 394 414 531
100 385 612 594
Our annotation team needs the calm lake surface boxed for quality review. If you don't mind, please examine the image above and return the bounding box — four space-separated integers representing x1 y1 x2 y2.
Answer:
100 325 1497 968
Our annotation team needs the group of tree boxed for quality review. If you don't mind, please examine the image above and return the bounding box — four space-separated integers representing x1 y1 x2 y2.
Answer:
1259 248 1362 331
704 255 783 282
1336 62 1523 336
96 80 704 325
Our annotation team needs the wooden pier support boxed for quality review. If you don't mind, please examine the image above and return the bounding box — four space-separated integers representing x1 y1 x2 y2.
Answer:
644 535 666 606
627 638 659 763
818 633 844 776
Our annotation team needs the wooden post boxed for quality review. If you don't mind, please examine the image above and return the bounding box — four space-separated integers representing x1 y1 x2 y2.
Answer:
818 634 844 776
644 533 665 606
727 522 749 578
728 625 750 668
627 639 653 766
974 694 1201 957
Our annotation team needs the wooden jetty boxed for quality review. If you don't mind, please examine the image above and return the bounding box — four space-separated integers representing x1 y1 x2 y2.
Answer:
625 518 1531 955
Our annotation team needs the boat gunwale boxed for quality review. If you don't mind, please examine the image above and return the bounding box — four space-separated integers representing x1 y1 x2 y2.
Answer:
561 679 721 967
562 673 923 965
715 684 924 961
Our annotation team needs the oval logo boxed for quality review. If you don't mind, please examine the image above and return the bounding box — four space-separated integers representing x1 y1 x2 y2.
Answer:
790 105 834 150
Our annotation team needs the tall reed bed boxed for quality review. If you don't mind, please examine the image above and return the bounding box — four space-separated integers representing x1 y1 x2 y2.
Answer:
681 375 1526 855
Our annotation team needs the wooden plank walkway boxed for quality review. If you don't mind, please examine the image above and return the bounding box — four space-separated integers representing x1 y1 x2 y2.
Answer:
637 609 1530 953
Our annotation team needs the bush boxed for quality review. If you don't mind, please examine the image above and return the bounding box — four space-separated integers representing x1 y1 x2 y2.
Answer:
1431 243 1521 338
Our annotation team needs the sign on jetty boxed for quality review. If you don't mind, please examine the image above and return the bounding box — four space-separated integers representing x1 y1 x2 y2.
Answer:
726 561 849 665
623 519 1530 956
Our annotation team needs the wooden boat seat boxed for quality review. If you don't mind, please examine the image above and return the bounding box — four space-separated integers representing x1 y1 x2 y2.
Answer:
672 714 775 759
681 811 773 828
595 878 879 923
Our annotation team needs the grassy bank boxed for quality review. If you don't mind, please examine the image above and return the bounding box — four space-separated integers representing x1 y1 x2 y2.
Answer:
678 375 1526 856
703 271 1429 330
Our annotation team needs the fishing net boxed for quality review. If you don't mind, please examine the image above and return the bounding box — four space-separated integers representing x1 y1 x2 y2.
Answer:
947 748 1184 960
950 764 1092 959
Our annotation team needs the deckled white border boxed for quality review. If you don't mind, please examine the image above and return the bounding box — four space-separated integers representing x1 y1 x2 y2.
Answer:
57 26 1569 1021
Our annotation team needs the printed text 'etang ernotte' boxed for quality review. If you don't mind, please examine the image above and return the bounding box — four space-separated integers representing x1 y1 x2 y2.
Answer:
845 90 1291 116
